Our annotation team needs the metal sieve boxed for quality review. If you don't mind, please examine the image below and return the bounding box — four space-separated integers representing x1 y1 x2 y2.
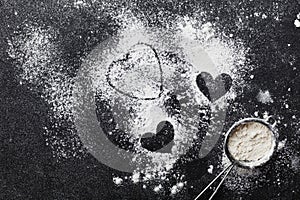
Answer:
224 116 278 169
194 116 278 200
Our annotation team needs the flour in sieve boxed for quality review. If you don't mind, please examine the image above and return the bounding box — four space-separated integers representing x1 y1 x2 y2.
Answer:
227 121 276 166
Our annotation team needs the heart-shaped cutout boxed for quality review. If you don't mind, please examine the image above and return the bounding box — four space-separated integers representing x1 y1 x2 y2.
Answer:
107 43 163 100
140 120 174 152
196 72 232 102
95 97 175 152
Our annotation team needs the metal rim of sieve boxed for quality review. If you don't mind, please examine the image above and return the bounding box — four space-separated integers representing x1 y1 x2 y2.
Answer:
224 116 278 169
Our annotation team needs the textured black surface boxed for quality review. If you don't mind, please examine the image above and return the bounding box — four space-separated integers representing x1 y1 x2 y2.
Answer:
1 1 300 200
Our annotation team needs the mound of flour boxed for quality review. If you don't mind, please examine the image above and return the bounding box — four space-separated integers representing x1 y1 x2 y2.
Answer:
227 121 276 167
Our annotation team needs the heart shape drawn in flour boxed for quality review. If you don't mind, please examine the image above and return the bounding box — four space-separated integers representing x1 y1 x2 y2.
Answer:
196 72 232 102
106 43 163 100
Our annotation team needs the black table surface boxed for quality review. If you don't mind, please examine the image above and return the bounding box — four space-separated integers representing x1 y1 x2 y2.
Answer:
1 1 300 200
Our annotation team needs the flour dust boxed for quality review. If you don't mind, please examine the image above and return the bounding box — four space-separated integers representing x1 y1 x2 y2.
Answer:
8 8 284 196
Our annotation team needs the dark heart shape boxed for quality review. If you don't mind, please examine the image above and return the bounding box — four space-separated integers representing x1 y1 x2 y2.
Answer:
95 95 175 152
196 72 232 102
140 121 174 152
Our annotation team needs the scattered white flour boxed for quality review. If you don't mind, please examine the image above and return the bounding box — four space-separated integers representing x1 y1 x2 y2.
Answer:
291 155 300 172
108 43 162 99
5 3 299 198
262 111 270 120
277 139 287 150
74 0 87 7
153 184 163 192
6 9 247 194
7 26 60 87
221 151 263 193
80 11 246 184
207 165 214 174
7 25 82 159
170 182 185 195
113 177 123 185
262 14 268 19
257 90 274 104
131 172 141 183
294 13 300 28
227 121 276 168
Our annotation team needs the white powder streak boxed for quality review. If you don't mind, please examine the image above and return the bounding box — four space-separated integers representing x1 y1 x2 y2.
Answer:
257 90 274 104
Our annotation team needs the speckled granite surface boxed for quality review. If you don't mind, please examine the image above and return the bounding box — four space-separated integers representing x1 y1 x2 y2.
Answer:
1 1 300 199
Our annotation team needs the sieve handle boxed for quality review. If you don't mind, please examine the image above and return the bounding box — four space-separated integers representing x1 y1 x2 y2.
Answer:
208 164 234 200
194 163 234 200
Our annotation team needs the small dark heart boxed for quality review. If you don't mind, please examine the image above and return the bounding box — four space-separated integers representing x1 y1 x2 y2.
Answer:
140 121 174 152
95 96 175 152
196 72 232 102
